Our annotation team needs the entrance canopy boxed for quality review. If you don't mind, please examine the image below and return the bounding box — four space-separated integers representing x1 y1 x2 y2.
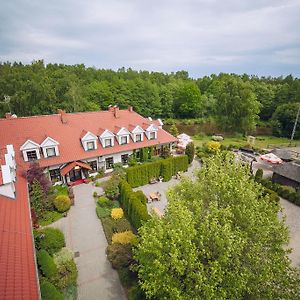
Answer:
60 161 92 176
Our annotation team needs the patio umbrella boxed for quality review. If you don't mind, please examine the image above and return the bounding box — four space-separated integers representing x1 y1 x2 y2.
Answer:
259 153 283 164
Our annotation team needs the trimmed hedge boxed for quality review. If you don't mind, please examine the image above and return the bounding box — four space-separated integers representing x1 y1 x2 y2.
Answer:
119 180 150 229
257 178 300 206
37 250 57 278
40 279 64 300
126 155 188 187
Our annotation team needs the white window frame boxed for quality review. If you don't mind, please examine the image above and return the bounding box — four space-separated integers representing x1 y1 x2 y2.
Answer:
46 147 56 157
87 141 95 151
120 136 128 145
104 138 112 148
26 150 38 161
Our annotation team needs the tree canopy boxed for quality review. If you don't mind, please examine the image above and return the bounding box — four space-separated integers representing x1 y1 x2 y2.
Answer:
134 154 300 299
0 61 299 134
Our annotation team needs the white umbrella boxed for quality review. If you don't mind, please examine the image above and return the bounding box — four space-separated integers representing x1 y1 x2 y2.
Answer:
259 153 283 164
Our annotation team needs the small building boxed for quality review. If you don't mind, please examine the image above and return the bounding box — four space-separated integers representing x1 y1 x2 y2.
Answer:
177 133 192 150
272 161 300 189
271 148 293 162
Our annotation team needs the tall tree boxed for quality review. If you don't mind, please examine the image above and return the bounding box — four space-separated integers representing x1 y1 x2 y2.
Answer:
134 154 300 299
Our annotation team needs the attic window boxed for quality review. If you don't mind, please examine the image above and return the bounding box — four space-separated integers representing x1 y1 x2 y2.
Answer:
27 150 38 161
120 136 128 145
149 132 156 140
87 141 95 150
104 139 112 148
136 134 142 142
46 147 56 157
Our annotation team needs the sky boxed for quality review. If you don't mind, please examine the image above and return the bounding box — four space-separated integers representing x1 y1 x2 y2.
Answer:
0 0 300 78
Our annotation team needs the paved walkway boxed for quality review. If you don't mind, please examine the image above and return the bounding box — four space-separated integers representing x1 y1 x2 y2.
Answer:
279 198 300 268
134 159 201 213
50 182 125 300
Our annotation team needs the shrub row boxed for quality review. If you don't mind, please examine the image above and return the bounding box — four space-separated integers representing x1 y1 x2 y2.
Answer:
126 155 188 187
255 169 300 206
119 180 151 229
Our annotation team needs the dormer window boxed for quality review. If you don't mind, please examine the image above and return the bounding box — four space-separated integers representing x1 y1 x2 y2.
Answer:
104 138 112 148
120 136 128 145
87 141 95 150
149 132 156 140
130 125 144 143
41 137 60 158
114 127 130 145
136 134 142 142
99 129 115 148
80 131 97 152
27 150 38 161
46 147 56 157
20 139 41 162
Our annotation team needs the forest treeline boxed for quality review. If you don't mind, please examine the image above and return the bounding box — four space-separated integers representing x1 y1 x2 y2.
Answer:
0 61 299 137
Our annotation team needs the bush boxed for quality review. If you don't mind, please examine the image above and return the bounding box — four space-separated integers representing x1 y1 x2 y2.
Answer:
97 196 110 207
185 142 195 164
53 247 74 267
205 141 221 153
113 218 132 233
112 231 137 245
255 169 263 182
128 284 147 300
111 208 124 220
107 244 133 269
118 268 138 288
96 206 111 219
53 195 71 212
95 168 105 179
37 250 58 278
63 284 77 300
39 211 63 226
93 191 98 197
35 228 65 255
54 260 78 290
161 159 172 181
103 175 120 199
40 279 64 300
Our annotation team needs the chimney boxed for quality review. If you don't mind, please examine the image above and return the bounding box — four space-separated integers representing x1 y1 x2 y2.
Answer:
113 106 120 118
128 106 133 112
57 109 68 124
5 113 12 119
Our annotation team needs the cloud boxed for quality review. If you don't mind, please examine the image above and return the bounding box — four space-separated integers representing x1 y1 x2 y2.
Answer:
0 0 299 77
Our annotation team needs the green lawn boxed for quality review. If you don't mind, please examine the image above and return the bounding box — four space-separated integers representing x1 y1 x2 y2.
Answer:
193 135 300 150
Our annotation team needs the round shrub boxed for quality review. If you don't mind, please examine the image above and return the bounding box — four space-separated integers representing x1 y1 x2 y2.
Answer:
111 208 124 220
106 243 133 269
53 195 71 212
53 247 74 267
37 250 57 278
35 228 65 255
40 279 64 300
112 231 137 245
113 218 132 233
53 260 78 290
205 141 221 153
97 196 110 207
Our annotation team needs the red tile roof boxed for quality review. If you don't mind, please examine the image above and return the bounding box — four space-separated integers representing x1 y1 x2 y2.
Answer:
61 161 92 176
0 171 39 300
0 108 177 170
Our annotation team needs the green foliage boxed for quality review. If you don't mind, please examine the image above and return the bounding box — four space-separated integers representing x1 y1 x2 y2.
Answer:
53 247 74 268
54 260 78 290
97 196 110 207
169 124 179 137
34 228 65 255
37 250 58 278
139 148 149 162
119 180 150 229
272 102 300 139
40 279 64 300
126 156 188 187
96 206 111 219
255 168 263 181
107 244 133 269
103 175 120 199
95 168 105 178
63 285 77 300
128 284 146 300
134 153 300 299
53 195 71 212
113 163 127 179
30 179 45 219
185 142 195 164
161 145 171 158
39 211 63 226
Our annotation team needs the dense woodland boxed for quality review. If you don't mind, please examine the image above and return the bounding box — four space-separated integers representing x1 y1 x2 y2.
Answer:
0 61 299 137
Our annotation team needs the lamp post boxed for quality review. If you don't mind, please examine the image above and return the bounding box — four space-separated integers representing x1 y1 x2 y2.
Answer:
289 104 300 146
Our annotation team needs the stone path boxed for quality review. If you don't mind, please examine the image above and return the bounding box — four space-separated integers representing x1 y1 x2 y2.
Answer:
279 198 300 268
50 182 125 300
